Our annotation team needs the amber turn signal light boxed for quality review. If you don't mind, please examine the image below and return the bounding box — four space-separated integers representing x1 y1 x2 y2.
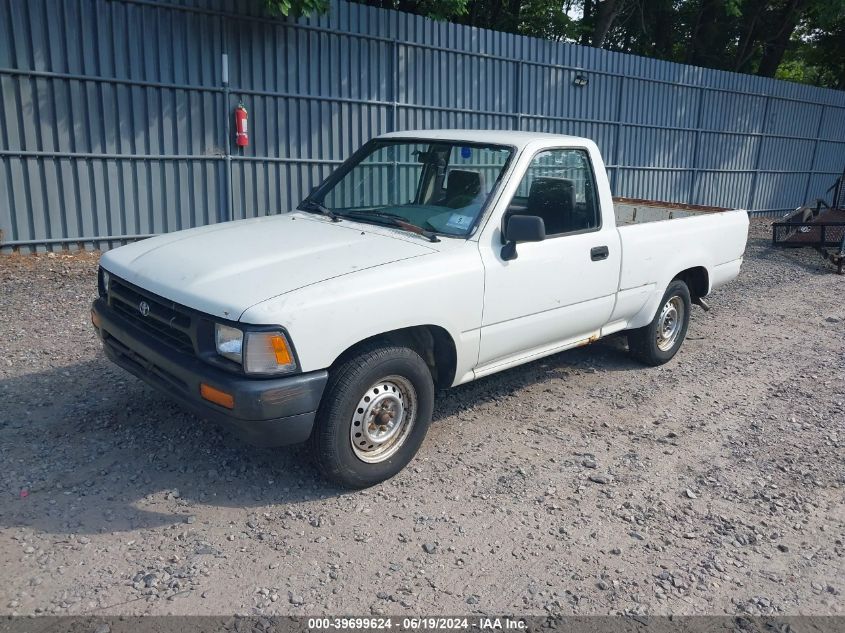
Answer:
243 331 297 374
269 334 293 366
200 383 234 409
91 309 101 329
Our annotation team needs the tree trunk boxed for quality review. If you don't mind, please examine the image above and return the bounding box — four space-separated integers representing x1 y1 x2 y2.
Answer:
466 0 480 27
652 1 674 59
591 0 624 48
477 0 503 29
685 0 724 67
506 0 521 32
756 0 808 78
733 0 766 72
580 0 594 45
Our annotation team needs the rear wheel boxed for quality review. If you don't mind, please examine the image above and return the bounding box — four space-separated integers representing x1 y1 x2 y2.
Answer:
627 280 691 366
310 344 434 488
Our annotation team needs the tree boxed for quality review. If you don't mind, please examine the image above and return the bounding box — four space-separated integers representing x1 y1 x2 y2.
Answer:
777 1 845 87
757 0 810 77
519 2 578 41
284 0 845 90
590 0 626 47
265 0 330 17
733 0 769 72
683 0 742 69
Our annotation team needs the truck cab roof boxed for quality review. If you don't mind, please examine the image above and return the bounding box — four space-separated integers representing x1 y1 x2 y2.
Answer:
377 129 594 151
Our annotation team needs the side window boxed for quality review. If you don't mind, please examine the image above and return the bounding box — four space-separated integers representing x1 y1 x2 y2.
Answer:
511 149 599 236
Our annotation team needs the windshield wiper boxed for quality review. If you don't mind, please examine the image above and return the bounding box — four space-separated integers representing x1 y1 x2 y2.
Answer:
340 210 440 243
298 199 341 222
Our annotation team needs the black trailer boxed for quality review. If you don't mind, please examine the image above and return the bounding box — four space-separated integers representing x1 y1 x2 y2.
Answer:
772 169 845 274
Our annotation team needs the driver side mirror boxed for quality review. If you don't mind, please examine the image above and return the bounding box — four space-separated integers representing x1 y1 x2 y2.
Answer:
501 214 546 261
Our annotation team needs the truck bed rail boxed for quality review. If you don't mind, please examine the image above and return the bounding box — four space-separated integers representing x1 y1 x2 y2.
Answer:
613 198 730 226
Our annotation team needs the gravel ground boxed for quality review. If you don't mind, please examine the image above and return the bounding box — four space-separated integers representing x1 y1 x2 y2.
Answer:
0 218 843 617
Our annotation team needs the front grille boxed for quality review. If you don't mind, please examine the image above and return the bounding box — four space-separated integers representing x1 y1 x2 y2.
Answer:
107 278 195 354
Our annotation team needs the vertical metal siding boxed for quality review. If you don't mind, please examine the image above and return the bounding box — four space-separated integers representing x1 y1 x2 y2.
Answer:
2 0 845 252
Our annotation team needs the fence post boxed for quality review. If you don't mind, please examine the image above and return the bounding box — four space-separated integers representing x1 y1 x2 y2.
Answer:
747 95 770 212
513 60 523 131
610 76 625 193
222 51 233 223
802 104 825 207
687 87 705 205
391 40 399 132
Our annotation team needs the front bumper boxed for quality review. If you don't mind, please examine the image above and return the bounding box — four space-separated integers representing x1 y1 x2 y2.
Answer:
91 298 327 447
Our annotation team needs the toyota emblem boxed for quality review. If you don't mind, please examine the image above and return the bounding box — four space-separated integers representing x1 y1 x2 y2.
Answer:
139 301 150 317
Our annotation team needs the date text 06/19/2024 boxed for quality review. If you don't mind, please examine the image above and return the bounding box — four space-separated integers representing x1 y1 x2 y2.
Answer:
306 617 528 631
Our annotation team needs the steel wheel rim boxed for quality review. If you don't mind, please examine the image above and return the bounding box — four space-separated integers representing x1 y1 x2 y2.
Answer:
350 375 417 463
656 296 684 352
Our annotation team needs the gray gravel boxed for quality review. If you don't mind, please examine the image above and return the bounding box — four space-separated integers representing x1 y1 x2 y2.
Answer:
0 220 843 616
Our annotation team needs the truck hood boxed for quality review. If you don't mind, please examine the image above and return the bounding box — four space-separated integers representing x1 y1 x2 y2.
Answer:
99 212 438 320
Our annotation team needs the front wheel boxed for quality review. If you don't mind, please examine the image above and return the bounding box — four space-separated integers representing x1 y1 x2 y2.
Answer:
309 344 434 488
627 280 692 366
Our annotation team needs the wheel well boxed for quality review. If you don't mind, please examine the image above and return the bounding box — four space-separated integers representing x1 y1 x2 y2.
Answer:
331 326 458 389
673 266 709 301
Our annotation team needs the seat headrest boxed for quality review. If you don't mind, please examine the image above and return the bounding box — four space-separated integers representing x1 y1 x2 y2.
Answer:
528 177 574 214
446 170 483 198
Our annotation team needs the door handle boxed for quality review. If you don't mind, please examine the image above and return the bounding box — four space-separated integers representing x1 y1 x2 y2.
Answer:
590 245 609 261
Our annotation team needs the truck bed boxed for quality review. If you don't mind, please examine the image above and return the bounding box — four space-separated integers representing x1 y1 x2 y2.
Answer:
614 198 731 226
610 198 749 324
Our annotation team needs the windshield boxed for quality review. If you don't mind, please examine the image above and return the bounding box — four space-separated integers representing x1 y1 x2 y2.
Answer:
303 140 514 237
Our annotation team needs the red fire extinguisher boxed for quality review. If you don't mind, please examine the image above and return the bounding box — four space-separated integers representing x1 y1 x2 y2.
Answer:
234 102 248 147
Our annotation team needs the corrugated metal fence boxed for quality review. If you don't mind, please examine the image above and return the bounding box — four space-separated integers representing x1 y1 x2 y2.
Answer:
2 0 845 252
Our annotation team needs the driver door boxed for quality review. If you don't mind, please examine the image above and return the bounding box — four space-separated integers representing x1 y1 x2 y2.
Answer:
476 147 620 372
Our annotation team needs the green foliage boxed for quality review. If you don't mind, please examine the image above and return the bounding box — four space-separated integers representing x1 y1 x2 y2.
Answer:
518 0 578 41
265 0 330 17
413 0 469 21
781 1 845 88
775 58 812 83
271 0 845 89
724 0 742 18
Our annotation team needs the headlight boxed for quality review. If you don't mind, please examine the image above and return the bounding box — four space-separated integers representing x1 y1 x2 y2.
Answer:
214 324 297 375
98 268 111 297
215 324 243 363
244 331 297 374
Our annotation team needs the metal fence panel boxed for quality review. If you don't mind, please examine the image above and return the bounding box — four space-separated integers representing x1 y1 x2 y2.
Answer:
693 171 755 209
2 0 845 252
617 127 696 169
815 141 845 173
615 169 692 205
755 172 812 211
696 133 759 171
698 91 765 134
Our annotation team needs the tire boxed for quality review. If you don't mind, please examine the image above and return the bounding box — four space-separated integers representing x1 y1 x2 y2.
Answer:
309 343 435 488
627 280 692 366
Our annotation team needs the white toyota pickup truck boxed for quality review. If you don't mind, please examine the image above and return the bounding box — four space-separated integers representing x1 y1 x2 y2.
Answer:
92 130 749 487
